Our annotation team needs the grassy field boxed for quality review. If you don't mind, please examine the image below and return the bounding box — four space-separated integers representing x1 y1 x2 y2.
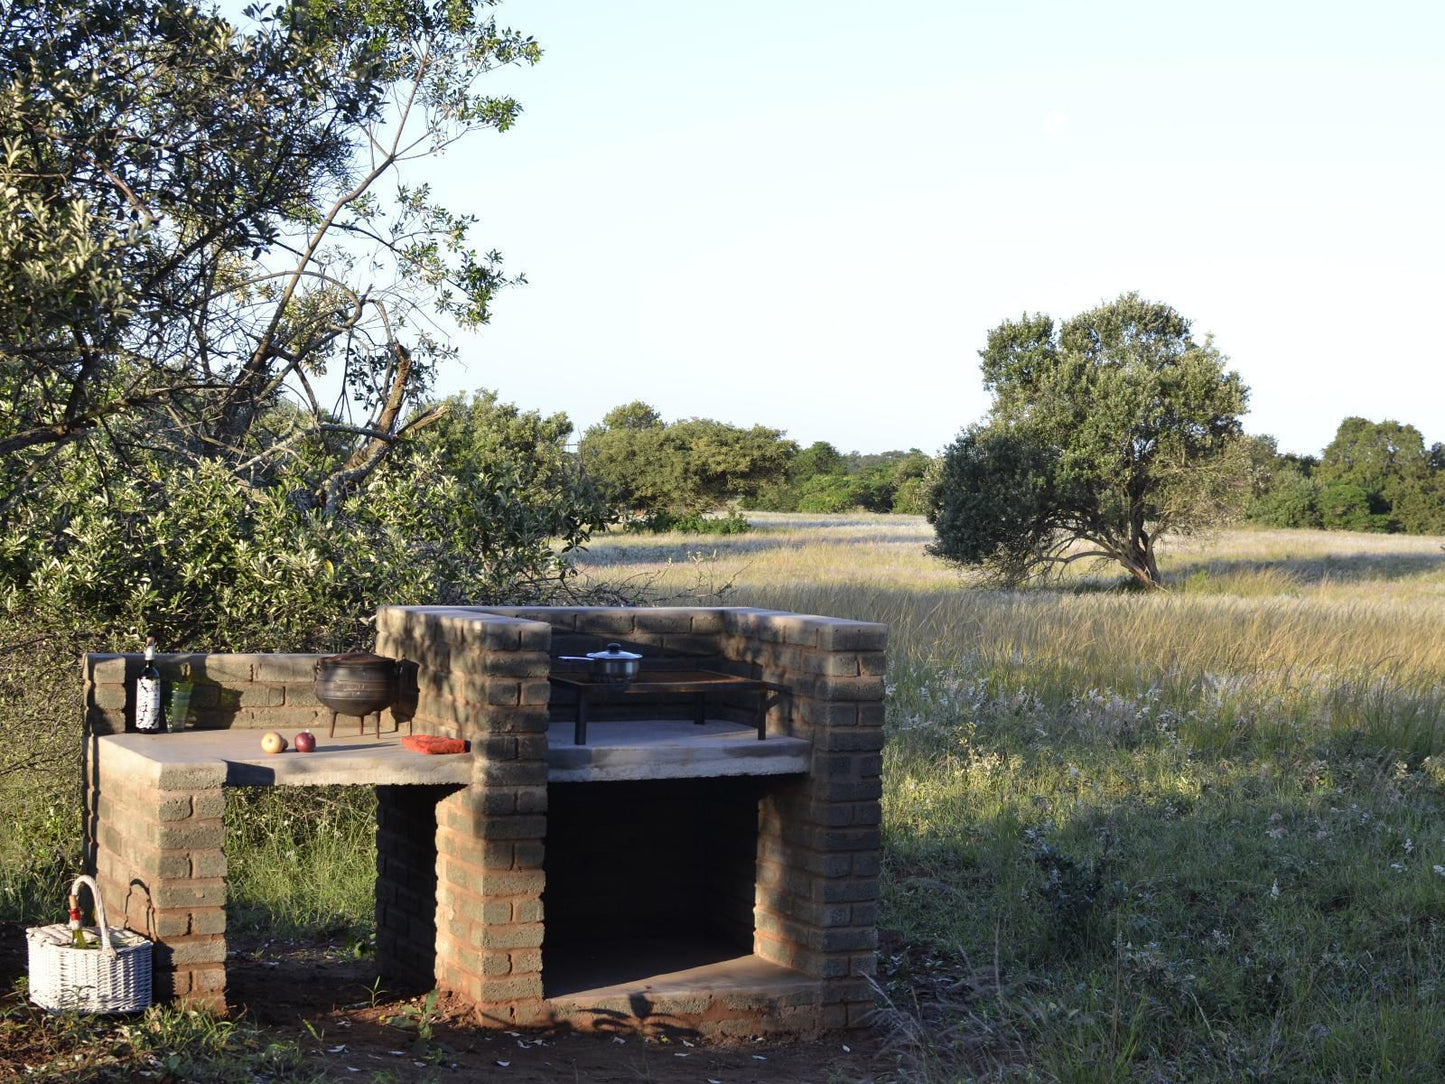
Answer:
7 514 1445 1080
581 515 1445 1080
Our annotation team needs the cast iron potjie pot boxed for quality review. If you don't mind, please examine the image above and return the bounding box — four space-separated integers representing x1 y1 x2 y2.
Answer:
556 642 643 684
314 650 399 736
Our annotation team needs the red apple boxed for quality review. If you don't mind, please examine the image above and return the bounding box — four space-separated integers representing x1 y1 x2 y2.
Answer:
260 731 287 754
293 730 317 753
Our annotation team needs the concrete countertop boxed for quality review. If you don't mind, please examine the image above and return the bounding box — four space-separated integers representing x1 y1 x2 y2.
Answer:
97 721 811 787
96 730 475 787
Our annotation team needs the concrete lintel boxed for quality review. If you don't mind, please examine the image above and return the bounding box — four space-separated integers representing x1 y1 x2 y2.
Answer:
545 720 810 783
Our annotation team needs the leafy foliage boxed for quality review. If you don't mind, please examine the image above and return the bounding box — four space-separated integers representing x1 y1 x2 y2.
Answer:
1316 418 1443 533
0 0 539 516
745 441 937 514
0 394 611 651
579 401 794 518
625 508 752 534
929 293 1250 588
1246 419 1444 534
0 0 608 651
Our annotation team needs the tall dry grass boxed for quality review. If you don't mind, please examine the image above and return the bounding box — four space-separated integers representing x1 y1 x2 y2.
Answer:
581 515 1445 752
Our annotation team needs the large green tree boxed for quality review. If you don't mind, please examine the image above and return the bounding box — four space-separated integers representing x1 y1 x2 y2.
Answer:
928 293 1249 588
0 0 537 516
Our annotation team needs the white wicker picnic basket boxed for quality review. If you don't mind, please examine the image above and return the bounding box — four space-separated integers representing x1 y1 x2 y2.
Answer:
26 874 151 1014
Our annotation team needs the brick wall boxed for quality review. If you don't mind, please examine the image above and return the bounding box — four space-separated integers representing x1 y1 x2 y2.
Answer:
718 609 886 1031
84 653 333 735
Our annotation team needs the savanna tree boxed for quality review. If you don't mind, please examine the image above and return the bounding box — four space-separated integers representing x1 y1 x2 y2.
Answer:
928 293 1250 589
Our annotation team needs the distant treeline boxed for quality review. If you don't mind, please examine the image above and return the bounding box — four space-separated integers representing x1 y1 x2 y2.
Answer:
576 402 933 526
1246 418 1445 534
579 402 1443 535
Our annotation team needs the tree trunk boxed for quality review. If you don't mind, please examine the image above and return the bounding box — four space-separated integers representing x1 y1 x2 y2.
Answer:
1116 525 1164 589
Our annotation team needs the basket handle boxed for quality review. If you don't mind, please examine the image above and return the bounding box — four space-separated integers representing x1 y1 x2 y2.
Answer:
69 874 117 958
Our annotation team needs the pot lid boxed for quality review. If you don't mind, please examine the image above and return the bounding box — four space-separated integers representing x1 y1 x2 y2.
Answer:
319 650 394 666
586 642 643 661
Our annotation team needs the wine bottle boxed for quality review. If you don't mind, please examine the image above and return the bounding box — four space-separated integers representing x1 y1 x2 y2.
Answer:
68 894 87 948
136 635 163 732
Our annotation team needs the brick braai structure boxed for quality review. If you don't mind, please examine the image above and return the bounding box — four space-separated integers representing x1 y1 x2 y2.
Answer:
81 606 886 1036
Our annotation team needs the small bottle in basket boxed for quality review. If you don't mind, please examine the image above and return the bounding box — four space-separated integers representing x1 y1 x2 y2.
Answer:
135 635 163 732
67 894 89 948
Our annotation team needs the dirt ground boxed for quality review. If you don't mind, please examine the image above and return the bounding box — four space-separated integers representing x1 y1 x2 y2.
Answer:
1 924 906 1082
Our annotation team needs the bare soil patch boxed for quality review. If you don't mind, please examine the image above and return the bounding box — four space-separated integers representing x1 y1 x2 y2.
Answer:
2 923 897 1082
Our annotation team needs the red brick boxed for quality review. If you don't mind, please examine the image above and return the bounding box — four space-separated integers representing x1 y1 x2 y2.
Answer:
485 682 520 707
815 676 885 702
480 951 512 976
188 966 227 993
797 698 857 727
478 923 544 950
509 948 542 974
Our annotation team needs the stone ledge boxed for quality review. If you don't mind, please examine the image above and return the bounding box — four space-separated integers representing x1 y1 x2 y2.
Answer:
545 720 810 783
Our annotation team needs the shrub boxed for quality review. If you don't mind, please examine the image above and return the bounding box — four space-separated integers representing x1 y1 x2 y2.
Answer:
625 508 752 535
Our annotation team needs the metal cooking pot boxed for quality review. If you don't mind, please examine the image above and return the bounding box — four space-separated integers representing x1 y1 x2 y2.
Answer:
557 642 643 684
314 650 399 735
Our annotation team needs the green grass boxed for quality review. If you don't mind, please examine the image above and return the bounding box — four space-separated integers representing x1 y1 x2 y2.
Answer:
224 787 379 939
584 514 1445 1080
0 993 320 1081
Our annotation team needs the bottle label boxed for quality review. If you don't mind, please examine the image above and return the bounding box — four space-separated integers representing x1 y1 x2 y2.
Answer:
136 676 162 731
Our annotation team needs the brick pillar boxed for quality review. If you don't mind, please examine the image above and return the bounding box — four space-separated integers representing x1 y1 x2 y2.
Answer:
376 607 552 1026
86 730 228 1009
723 610 886 1032
82 651 331 1011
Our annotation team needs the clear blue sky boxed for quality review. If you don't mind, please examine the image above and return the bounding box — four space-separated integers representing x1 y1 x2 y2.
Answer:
431 1 1444 455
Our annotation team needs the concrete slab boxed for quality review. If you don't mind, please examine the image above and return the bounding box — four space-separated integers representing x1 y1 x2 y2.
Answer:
545 719 810 782
97 731 473 787
98 719 810 788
